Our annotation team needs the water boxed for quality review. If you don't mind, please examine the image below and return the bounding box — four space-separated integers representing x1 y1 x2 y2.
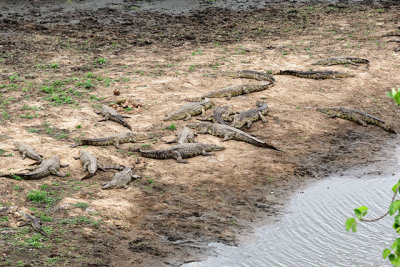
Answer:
186 152 399 266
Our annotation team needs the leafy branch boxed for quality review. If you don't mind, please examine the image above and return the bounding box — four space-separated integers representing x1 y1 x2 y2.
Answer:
346 180 400 266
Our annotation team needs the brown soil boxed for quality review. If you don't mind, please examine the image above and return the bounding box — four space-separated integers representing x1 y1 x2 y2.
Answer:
1 3 400 266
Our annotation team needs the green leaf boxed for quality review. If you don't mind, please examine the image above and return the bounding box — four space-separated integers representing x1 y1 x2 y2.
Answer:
345 218 356 232
383 248 392 259
392 238 400 250
389 200 400 216
351 222 357 232
393 181 400 193
389 254 396 263
354 206 368 219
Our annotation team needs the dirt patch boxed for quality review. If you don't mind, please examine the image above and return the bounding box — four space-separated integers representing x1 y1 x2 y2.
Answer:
1 2 400 266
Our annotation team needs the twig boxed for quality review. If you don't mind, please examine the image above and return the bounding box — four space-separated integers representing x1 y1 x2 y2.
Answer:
360 186 399 222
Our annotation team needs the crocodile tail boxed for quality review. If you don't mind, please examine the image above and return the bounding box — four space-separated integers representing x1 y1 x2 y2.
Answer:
381 124 397 134
262 142 282 151
184 96 205 102
121 121 132 130
80 172 95 181
70 141 83 148
112 116 132 130
140 149 170 159
0 173 28 180
103 164 125 171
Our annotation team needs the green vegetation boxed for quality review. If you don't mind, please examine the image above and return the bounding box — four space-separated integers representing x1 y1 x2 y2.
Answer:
388 88 400 105
74 202 90 210
95 57 107 65
27 190 52 204
165 123 176 131
24 233 46 248
141 143 151 149
60 215 101 226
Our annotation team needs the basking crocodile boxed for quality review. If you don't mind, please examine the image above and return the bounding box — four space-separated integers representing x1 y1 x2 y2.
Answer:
140 143 225 163
166 127 197 144
0 155 69 180
12 142 43 162
312 57 369 66
225 70 275 84
70 132 147 148
187 122 281 151
198 105 235 125
318 107 396 134
203 83 273 100
96 105 132 130
231 102 268 129
164 98 212 121
102 167 141 189
74 150 124 180
276 70 355 79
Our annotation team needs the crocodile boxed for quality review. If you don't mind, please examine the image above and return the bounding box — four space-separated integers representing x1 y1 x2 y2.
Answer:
231 102 268 129
312 57 369 66
96 105 132 130
140 143 225 163
187 122 281 151
166 127 197 144
102 167 141 189
12 142 43 162
163 98 212 121
317 107 396 134
202 83 273 100
276 70 355 79
74 150 125 180
0 155 69 180
70 132 147 148
225 70 275 84
198 105 235 125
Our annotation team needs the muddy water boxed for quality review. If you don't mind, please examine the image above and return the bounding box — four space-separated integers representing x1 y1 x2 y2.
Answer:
185 150 399 266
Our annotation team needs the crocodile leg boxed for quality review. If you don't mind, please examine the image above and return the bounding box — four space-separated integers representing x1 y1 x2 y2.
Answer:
184 114 192 121
226 94 232 100
355 119 368 127
243 87 249 94
114 140 120 149
22 151 27 160
99 114 110 122
73 156 80 160
97 163 106 171
259 112 268 123
200 106 206 115
172 151 188 164
12 148 18 151
201 150 212 156
60 163 69 168
49 167 66 177
82 162 89 172
222 132 234 141
245 120 253 129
